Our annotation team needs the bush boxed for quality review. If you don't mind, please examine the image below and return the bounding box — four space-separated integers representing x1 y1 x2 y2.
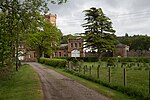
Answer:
55 57 99 62
38 58 67 68
0 66 13 80
101 57 150 63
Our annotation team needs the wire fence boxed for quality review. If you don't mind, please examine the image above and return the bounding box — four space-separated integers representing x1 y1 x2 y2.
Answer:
66 61 150 95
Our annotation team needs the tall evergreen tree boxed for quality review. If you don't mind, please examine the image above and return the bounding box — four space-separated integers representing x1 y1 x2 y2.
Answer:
82 7 116 58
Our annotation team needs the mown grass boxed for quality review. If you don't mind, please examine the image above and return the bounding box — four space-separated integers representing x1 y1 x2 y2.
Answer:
82 62 149 95
0 64 42 100
42 64 134 100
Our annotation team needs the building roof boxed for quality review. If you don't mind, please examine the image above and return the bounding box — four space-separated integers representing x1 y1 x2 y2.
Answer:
116 43 129 48
58 44 68 50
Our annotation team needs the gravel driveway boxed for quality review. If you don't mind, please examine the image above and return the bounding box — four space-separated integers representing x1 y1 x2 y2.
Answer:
28 62 110 100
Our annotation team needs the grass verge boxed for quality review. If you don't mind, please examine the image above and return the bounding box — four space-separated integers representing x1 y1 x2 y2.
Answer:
0 64 42 100
43 64 135 100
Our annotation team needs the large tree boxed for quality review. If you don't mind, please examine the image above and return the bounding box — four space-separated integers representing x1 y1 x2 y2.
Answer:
0 0 67 71
82 7 116 58
27 19 62 59
0 0 49 71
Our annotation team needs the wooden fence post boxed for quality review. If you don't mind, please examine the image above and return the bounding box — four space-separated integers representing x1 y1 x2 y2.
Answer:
108 67 111 83
68 61 70 69
89 66 91 75
149 71 150 94
79 66 81 73
124 68 126 86
84 65 86 74
97 65 100 79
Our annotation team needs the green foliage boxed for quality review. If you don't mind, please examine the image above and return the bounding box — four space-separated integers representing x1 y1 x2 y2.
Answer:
0 66 13 80
38 58 67 68
61 34 78 44
55 57 99 62
0 0 67 70
27 19 61 58
117 35 150 51
81 57 99 62
101 57 150 63
82 7 116 57
0 0 50 70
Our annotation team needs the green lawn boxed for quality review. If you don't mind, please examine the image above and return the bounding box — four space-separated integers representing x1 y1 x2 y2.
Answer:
0 64 42 100
81 62 149 95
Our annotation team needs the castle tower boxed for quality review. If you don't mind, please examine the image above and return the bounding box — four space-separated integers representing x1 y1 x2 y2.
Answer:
45 13 57 26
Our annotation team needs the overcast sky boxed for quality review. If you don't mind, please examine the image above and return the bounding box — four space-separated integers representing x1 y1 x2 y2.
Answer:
48 0 150 36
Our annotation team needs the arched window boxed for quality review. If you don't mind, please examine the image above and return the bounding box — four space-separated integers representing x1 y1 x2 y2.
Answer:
71 50 80 57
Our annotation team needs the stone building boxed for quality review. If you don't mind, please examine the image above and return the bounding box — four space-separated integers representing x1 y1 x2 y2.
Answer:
113 43 129 57
55 38 84 57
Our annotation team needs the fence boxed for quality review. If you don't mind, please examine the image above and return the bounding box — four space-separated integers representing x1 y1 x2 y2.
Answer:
66 61 150 95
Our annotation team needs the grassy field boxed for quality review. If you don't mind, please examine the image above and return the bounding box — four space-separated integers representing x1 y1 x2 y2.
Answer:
43 64 134 100
0 64 42 100
83 62 149 94
68 61 150 98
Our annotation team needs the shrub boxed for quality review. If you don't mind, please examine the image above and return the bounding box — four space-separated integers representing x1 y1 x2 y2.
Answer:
38 58 67 68
0 66 13 80
101 57 150 63
54 57 99 62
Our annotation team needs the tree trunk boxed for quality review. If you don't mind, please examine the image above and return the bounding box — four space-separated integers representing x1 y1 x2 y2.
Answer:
97 47 101 59
42 51 44 57
15 32 19 71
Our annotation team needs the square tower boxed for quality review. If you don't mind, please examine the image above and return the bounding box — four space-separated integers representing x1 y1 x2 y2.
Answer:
45 13 57 26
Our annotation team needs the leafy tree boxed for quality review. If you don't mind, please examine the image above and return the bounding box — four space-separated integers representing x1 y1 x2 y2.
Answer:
117 35 150 51
27 19 62 59
130 35 150 50
0 0 67 71
61 34 78 44
82 7 116 58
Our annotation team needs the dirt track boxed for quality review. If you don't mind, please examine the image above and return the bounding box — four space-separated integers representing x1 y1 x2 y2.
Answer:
28 62 110 100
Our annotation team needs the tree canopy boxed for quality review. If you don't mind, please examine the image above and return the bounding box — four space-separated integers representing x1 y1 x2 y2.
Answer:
27 19 62 59
82 7 116 57
0 0 67 71
0 0 48 70
117 34 150 51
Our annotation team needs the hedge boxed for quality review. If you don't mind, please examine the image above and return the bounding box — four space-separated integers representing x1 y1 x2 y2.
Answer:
101 57 150 63
54 57 99 62
38 58 67 68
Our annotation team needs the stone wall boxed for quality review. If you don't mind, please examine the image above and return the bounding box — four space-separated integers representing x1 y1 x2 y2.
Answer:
127 50 150 57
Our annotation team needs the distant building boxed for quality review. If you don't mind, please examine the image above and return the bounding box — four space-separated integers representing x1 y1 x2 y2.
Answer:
113 43 129 57
55 38 84 57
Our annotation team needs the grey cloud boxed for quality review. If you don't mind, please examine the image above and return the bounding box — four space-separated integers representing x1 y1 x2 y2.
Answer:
48 0 150 36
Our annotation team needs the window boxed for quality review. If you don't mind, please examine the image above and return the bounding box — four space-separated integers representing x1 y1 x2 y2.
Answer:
75 43 77 47
59 52 61 57
79 43 82 47
71 43 73 47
